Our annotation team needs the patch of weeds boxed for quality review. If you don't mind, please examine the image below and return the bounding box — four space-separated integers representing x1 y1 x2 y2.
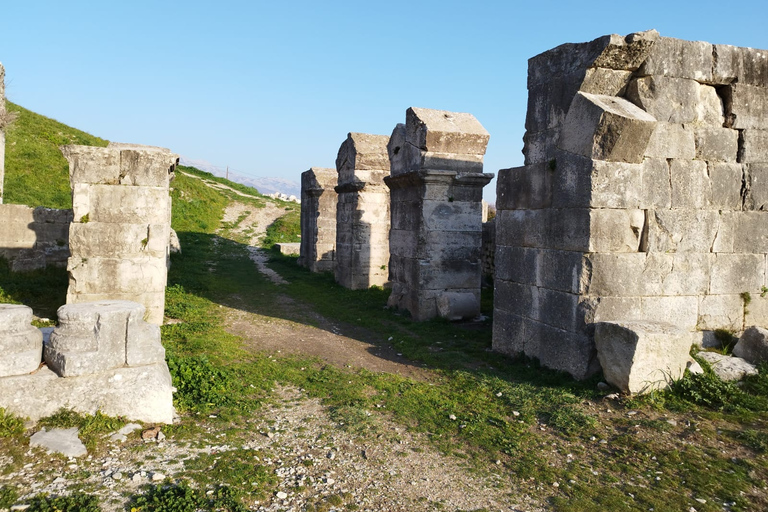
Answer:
129 482 247 512
181 449 277 502
166 354 238 413
714 328 738 353
733 428 768 453
0 486 18 508
25 492 100 512
667 362 768 413
0 408 25 438
546 406 597 436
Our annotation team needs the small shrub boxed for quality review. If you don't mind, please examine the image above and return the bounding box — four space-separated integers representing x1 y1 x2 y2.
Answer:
25 492 100 512
129 482 247 512
0 486 18 508
166 354 236 412
0 408 25 438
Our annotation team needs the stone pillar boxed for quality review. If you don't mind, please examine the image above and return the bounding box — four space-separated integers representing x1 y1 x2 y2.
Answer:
0 62 5 203
335 132 391 289
385 107 493 321
299 167 337 272
493 30 768 383
61 142 178 325
0 305 43 377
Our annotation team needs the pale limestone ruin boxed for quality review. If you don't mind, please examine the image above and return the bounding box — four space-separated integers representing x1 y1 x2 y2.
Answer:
61 142 178 325
335 132 391 289
493 30 768 390
386 107 494 321
298 167 337 272
0 301 174 423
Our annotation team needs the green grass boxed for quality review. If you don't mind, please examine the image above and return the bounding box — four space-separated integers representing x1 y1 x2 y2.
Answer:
262 208 300 249
0 257 67 319
37 410 125 452
3 101 108 208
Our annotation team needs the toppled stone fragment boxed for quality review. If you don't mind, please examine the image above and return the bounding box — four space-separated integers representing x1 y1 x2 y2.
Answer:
0 304 43 378
697 351 758 381
559 92 656 163
594 321 693 394
733 326 768 365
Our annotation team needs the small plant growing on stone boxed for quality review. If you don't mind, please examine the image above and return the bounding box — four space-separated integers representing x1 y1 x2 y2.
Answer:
713 328 738 354
79 213 90 223
141 237 149 249
761 285 768 298
548 158 557 171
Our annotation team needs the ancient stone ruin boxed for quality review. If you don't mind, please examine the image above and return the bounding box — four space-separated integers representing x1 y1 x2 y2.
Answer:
493 30 768 390
335 132 391 289
0 301 174 423
61 142 179 325
298 167 337 272
386 107 494 321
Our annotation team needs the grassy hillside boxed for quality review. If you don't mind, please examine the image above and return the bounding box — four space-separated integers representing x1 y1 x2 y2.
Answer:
3 101 108 209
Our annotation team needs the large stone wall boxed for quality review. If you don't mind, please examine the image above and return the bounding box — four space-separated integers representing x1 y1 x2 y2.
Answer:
62 143 178 325
335 132 391 289
0 205 72 271
298 167 337 273
385 107 494 321
493 30 768 379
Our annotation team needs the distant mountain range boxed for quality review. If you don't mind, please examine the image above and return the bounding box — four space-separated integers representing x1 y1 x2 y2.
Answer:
179 157 301 198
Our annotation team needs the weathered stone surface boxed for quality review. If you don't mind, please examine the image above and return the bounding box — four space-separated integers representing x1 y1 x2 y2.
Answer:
299 167 337 273
595 321 694 394
552 151 642 208
709 253 765 294
747 164 768 211
0 363 174 423
169 228 181 254
709 163 743 210
627 76 702 124
713 44 768 86
559 92 656 164
45 301 165 378
275 242 300 256
638 37 713 81
697 295 743 332
644 209 720 253
697 351 758 381
644 123 695 160
0 304 43 378
0 205 72 271
725 83 768 129
496 163 552 210
436 292 480 321
592 296 699 330
405 107 490 156
30 428 87 458
693 127 738 162
62 144 177 190
670 159 711 208
740 130 768 163
336 133 391 182
733 326 768 364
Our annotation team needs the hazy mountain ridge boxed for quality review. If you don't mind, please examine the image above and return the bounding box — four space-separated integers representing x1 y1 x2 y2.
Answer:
180 157 301 198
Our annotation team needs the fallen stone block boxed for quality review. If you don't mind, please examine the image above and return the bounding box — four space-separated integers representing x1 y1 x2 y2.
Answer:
0 304 43 378
559 92 656 164
30 427 87 458
594 321 694 394
733 326 768 365
697 351 758 381
275 242 301 256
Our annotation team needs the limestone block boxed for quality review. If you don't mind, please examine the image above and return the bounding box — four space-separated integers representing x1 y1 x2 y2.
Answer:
713 44 768 86
126 318 165 367
422 200 481 232
644 209 720 253
70 291 165 326
113 146 178 188
406 150 486 174
732 212 768 252
538 249 588 294
492 309 526 357
69 223 167 259
709 163 743 210
745 294 768 328
670 159 711 208
709 253 765 294
67 257 168 295
697 294 743 331
593 296 699 330
638 37 713 81
61 146 121 188
580 68 634 96
74 185 170 225
725 83 768 129
527 30 658 87
559 92 656 164
641 158 671 208
747 164 768 211
436 291 480 321
693 127 738 162
627 76 702 124
0 305 43 377
494 245 537 286
587 253 710 297
529 319 599 380
533 287 586 332
643 123 695 160
496 163 551 210
585 209 645 252
594 321 694 394
733 326 768 364
525 78 583 134
740 130 768 163
405 107 490 156
553 151 642 208
697 351 757 382
522 129 559 165
336 132 390 182
0 364 174 423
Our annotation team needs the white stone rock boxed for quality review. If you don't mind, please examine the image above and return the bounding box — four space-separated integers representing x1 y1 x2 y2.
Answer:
29 428 87 458
696 352 758 382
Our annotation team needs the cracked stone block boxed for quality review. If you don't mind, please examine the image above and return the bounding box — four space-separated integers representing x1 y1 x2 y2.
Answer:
697 351 758 382
0 304 43 377
713 44 768 86
733 326 768 365
595 321 694 394
724 83 768 129
694 127 739 162
45 300 165 377
644 123 695 160
559 92 656 164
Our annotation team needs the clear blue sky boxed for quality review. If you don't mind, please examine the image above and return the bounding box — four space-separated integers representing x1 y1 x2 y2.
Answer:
2 1 766 201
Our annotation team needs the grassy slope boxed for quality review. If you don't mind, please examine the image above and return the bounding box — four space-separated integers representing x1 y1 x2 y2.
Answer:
3 101 108 208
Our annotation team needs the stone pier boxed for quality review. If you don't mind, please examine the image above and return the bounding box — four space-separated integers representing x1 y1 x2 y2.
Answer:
385 107 493 321
493 30 768 384
335 132 391 289
61 142 178 325
299 167 337 272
